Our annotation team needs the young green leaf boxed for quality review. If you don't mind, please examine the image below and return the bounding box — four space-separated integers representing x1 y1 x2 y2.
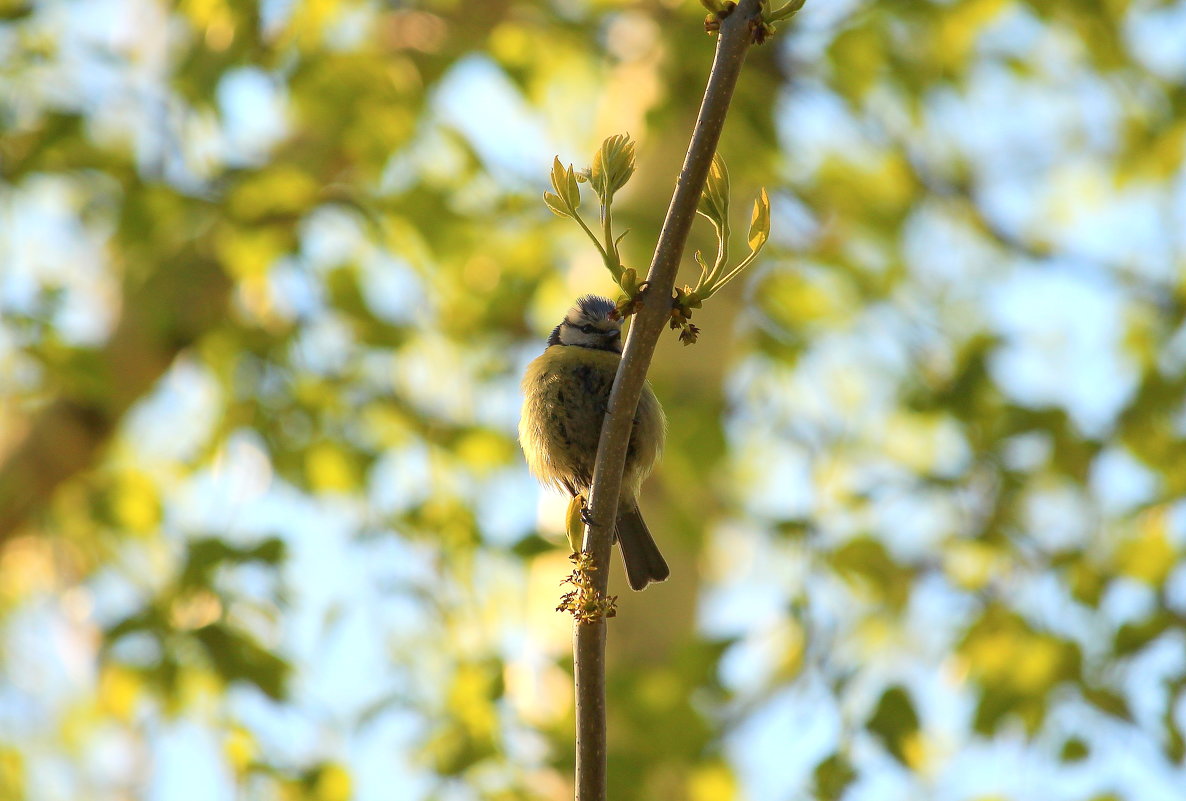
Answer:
550 157 580 210
543 192 572 218
589 134 636 202
748 187 770 252
565 164 580 208
697 153 730 227
765 0 806 23
550 156 565 193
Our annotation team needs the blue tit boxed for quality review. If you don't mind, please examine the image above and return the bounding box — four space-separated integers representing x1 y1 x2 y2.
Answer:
519 295 669 591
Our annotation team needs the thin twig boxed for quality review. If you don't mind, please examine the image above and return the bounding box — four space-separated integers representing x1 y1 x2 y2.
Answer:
572 2 765 798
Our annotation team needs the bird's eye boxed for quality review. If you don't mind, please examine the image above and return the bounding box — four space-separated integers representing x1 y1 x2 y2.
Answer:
580 324 597 334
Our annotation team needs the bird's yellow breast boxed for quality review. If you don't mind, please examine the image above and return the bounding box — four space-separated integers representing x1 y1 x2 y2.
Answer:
519 344 664 499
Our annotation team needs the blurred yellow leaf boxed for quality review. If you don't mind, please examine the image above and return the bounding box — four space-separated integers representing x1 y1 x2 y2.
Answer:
229 167 319 222
345 106 417 172
817 152 916 222
944 541 1002 591
688 761 737 801
98 665 142 721
1122 307 1159 370
112 470 162 533
1118 509 1176 586
828 24 884 101
962 628 1019 685
901 731 928 772
1067 560 1106 605
314 763 353 801
455 429 514 472
757 269 856 329
225 726 258 774
489 23 532 67
1118 120 1186 184
215 224 290 279
177 668 225 710
829 537 912 608
1011 637 1065 693
284 0 344 49
636 667 682 714
1146 122 1185 178
936 0 1006 71
883 412 964 474
362 403 413 447
448 662 500 739
775 618 806 681
0 747 24 801
305 442 358 492
179 0 230 29
961 613 1072 694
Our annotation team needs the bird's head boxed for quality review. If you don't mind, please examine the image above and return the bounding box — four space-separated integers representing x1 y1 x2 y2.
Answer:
547 295 622 353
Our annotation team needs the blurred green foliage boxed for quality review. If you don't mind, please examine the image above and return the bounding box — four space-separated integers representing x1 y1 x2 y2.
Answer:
1 0 1185 799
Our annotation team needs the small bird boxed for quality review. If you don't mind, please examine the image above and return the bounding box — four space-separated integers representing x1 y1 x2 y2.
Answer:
519 295 669 590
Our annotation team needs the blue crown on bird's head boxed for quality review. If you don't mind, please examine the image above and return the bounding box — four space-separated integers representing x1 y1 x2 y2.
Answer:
545 294 620 347
574 294 616 321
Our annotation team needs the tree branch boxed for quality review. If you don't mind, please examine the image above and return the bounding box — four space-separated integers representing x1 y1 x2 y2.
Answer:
573 3 765 798
0 252 230 544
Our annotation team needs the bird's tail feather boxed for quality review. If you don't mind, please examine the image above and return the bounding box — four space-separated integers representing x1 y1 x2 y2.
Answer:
615 502 669 591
